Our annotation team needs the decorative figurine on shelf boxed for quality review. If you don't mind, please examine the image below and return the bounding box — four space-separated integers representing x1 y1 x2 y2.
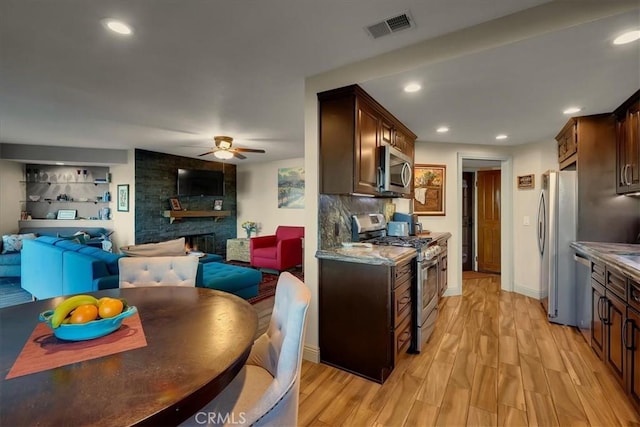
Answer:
241 221 257 239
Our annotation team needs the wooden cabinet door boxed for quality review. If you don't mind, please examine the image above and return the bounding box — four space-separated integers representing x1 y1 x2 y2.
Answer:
381 120 393 146
626 102 640 191
617 100 640 193
355 101 380 194
626 307 640 410
606 292 626 385
592 281 605 358
477 170 501 273
557 120 577 169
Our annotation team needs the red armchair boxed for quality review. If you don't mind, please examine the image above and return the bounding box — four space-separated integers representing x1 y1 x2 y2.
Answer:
250 226 304 271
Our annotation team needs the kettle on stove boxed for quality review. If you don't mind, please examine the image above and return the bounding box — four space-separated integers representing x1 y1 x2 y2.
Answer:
393 212 422 235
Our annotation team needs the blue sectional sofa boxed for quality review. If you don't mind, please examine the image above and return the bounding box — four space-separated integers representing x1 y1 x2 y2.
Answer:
21 236 123 299
0 226 109 279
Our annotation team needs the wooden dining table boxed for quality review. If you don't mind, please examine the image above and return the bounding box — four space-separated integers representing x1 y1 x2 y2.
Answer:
0 287 258 426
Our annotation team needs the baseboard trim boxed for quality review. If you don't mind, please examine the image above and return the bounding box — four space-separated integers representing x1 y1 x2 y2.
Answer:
442 287 461 297
303 345 320 363
514 284 544 299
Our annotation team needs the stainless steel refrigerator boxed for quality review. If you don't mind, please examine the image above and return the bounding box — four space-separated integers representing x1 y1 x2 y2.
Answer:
538 170 577 326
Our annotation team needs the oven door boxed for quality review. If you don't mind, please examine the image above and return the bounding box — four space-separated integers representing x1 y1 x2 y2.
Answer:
414 257 439 352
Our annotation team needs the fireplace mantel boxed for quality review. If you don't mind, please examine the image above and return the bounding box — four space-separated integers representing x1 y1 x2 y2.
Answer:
162 210 231 224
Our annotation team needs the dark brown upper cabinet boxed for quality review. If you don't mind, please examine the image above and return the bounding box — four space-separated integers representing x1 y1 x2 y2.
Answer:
318 84 416 197
615 90 640 194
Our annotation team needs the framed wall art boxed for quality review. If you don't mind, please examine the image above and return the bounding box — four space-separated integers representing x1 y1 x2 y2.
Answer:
117 184 129 212
517 174 535 190
213 199 223 211
413 164 446 216
169 197 182 211
56 209 77 220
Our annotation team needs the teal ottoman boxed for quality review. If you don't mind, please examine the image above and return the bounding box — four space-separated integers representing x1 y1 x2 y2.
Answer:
197 262 261 299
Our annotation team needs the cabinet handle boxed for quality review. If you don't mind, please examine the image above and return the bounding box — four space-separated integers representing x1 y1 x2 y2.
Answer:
632 288 640 303
626 164 632 186
399 295 411 305
623 318 635 350
621 164 627 186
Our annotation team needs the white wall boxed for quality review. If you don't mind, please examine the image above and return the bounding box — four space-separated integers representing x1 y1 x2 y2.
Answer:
512 139 557 298
0 160 25 234
109 149 136 251
414 142 513 296
236 158 305 236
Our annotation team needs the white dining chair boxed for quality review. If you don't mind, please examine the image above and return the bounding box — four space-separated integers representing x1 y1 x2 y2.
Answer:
118 256 199 288
184 271 311 426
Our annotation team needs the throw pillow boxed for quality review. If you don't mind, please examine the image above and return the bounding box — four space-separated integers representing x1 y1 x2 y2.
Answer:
1 233 37 254
120 237 186 257
57 231 91 245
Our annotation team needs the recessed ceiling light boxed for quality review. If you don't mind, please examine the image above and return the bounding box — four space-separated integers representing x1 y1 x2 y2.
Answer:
436 126 449 133
404 83 421 93
563 106 582 115
495 134 508 140
55 162 65 165
613 30 640 45
103 19 133 35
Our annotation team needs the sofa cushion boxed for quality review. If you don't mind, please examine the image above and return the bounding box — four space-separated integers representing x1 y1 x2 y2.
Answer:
77 246 124 275
252 246 278 260
120 237 186 257
0 252 21 265
53 239 86 252
1 233 37 254
36 236 64 245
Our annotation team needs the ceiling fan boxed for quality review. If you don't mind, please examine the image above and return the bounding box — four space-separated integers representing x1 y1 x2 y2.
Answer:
198 136 266 160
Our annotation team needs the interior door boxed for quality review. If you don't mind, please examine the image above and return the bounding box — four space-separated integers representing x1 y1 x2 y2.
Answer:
477 170 501 273
462 172 474 271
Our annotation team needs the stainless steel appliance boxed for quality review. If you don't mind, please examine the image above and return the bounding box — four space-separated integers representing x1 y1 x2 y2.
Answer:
352 214 441 352
393 212 422 235
537 170 577 326
387 221 409 237
377 145 412 196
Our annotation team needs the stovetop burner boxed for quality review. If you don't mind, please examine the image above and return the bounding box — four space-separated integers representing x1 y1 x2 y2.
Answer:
365 235 433 249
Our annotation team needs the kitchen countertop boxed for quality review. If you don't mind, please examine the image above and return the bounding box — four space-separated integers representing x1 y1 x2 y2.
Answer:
571 241 640 282
316 232 452 266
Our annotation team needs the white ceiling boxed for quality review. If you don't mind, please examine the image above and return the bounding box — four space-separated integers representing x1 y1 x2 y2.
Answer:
1 1 639 164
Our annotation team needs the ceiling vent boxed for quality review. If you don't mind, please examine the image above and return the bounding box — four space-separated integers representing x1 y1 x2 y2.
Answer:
365 12 414 39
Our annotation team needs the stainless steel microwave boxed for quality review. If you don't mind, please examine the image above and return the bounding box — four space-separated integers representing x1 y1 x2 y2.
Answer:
377 144 412 196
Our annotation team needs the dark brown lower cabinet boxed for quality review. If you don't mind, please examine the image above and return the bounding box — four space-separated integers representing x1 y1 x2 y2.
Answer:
627 307 640 410
590 261 640 413
592 279 605 358
605 291 626 386
319 257 415 384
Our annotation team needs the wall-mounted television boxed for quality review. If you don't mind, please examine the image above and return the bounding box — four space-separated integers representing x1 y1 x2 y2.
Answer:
177 168 224 196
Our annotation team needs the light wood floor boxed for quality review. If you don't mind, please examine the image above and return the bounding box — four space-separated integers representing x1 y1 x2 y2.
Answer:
295 272 640 426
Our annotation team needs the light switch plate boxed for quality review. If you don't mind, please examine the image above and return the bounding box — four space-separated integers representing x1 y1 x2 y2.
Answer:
523 216 530 226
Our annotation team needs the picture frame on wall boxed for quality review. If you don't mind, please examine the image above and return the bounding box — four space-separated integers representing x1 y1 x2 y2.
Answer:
213 199 223 211
117 184 129 212
413 164 446 216
169 197 182 211
56 209 77 220
517 174 535 190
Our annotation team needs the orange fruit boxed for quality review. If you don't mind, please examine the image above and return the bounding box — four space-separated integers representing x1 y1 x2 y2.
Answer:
98 297 124 319
69 304 98 324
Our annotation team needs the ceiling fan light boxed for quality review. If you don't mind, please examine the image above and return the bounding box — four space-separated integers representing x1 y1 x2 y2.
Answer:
213 150 234 160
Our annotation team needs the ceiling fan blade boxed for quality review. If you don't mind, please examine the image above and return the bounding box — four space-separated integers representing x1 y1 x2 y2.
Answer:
233 152 247 160
198 150 216 157
233 148 266 153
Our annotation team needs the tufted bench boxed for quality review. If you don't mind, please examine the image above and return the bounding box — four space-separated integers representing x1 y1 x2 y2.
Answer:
197 262 261 299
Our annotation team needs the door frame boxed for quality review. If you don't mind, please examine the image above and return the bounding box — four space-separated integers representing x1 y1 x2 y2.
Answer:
457 153 513 292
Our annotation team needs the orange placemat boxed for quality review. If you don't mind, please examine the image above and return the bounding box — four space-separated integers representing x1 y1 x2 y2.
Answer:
5 314 147 380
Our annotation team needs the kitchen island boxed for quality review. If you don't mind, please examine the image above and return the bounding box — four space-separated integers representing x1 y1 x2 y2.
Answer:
570 241 640 412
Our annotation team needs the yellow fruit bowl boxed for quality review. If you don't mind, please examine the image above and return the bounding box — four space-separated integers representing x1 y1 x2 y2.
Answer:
39 305 138 341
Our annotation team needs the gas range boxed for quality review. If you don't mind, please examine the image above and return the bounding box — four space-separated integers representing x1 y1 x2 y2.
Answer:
351 213 440 261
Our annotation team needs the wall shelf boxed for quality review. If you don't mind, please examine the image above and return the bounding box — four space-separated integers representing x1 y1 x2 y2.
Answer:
162 210 231 224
